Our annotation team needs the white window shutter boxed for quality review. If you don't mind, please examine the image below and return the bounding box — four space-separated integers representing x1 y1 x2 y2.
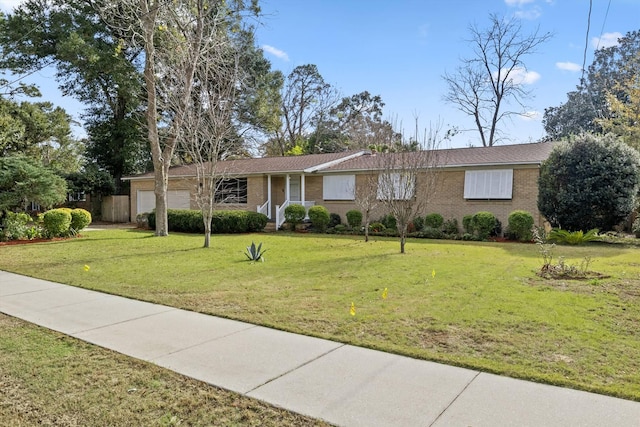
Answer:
323 175 356 200
464 170 513 199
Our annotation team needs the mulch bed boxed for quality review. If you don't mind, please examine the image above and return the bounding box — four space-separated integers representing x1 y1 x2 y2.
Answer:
0 237 78 246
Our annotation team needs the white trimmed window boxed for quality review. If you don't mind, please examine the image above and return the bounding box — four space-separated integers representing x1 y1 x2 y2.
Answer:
464 169 513 199
377 173 415 200
323 175 355 200
68 191 86 202
215 178 248 204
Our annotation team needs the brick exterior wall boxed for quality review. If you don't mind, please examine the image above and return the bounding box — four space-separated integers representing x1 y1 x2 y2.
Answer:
129 165 544 231
424 166 543 229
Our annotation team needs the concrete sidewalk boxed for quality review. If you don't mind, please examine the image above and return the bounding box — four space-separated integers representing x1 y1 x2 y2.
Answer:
1 270 639 426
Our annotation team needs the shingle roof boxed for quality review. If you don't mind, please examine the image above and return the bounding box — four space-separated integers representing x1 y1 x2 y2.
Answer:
124 142 558 180
124 150 367 180
324 141 558 172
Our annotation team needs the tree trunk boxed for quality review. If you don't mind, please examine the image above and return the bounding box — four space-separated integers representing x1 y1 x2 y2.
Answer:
153 166 169 236
203 212 211 248
400 233 406 254
364 219 370 242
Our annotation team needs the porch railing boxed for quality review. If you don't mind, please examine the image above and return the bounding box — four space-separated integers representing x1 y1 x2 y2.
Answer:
257 200 270 219
275 200 316 230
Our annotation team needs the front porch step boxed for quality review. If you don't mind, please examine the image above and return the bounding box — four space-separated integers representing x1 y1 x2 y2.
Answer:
263 221 278 232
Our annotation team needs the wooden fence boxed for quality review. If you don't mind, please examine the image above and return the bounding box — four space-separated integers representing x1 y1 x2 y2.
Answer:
101 195 130 223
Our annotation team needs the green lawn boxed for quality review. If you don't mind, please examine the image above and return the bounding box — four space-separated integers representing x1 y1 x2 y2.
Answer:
2 229 640 401
0 314 328 426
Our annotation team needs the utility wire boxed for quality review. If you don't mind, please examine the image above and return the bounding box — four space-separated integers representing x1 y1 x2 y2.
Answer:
595 0 613 51
0 60 56 92
0 6 50 93
581 0 593 84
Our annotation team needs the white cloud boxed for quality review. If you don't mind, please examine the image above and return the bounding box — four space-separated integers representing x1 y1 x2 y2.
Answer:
262 44 290 62
556 61 581 72
514 8 541 20
592 32 622 49
505 0 535 5
498 67 541 85
520 111 541 121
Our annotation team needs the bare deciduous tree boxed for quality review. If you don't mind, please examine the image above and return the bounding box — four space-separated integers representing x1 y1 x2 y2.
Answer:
353 173 379 243
94 0 257 236
375 123 446 253
177 32 242 248
443 14 551 147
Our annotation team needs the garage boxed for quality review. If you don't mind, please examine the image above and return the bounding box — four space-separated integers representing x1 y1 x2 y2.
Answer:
136 190 191 215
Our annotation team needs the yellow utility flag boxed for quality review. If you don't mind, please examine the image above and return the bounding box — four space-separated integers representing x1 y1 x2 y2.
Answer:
381 288 388 299
350 302 356 316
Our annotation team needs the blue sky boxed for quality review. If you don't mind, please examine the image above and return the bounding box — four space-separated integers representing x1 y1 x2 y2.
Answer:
2 0 639 148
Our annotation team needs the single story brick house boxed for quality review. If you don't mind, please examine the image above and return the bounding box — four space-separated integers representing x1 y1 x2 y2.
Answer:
124 141 558 230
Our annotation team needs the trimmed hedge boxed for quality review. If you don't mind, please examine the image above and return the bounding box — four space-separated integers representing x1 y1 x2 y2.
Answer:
424 213 444 229
148 209 267 234
308 205 330 232
507 210 534 242
70 208 92 232
43 208 72 237
284 204 306 229
346 209 362 229
471 211 497 240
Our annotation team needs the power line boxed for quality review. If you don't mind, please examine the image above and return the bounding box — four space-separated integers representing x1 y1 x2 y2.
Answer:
595 0 613 51
581 0 593 84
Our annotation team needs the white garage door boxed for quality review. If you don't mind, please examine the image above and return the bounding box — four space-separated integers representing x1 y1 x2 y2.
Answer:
136 190 191 215
137 190 155 215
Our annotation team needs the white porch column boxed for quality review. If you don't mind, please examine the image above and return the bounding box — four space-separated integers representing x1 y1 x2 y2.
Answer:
285 174 290 201
300 174 306 205
267 174 272 218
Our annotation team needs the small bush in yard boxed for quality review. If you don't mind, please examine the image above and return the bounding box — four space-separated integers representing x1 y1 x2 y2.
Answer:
548 228 599 245
346 209 362 229
284 204 306 230
462 215 473 234
369 222 386 233
329 212 342 228
43 208 72 237
70 208 92 232
424 213 444 229
442 218 459 236
471 211 497 240
380 214 396 230
412 216 425 231
507 210 534 241
334 224 347 233
308 205 330 232
246 211 268 232
1 212 31 241
420 227 444 239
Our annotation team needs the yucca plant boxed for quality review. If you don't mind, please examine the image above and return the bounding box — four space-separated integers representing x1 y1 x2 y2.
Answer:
245 241 267 261
547 228 599 245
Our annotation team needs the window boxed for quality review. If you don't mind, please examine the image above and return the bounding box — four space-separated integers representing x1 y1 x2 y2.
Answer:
215 178 247 204
323 175 355 200
464 170 513 199
68 191 86 202
377 173 415 200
